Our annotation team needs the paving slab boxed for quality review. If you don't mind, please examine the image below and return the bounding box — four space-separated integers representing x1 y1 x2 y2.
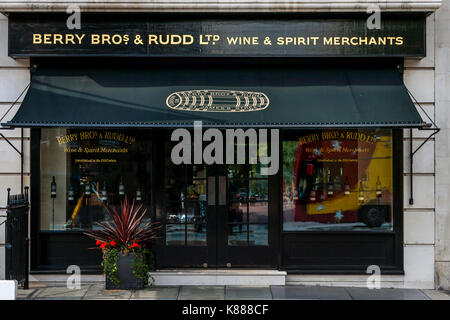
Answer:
131 286 180 300
83 284 133 300
16 288 38 300
422 290 450 300
88 291 133 300
225 286 272 300
178 286 225 300
346 287 431 300
271 286 352 300
16 284 450 300
82 283 106 299
33 285 89 300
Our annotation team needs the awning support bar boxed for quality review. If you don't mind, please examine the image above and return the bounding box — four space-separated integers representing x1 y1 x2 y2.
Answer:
0 82 29 155
0 82 30 194
405 87 440 205
0 132 21 155
0 83 30 125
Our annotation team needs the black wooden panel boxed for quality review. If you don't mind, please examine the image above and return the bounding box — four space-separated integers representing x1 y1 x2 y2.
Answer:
37 233 102 270
153 244 209 268
282 233 399 272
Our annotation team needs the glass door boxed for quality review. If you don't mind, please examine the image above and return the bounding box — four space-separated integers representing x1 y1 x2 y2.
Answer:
214 164 276 267
156 157 211 267
154 134 278 268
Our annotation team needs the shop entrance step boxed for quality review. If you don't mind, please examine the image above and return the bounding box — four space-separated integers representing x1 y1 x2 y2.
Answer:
149 269 286 286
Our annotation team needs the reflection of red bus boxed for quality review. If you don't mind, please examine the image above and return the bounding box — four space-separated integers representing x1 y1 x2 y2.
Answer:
284 131 393 228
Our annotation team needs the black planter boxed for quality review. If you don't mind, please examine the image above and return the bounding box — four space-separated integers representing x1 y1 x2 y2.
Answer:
105 253 145 290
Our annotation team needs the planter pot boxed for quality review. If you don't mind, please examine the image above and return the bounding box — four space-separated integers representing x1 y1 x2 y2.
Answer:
105 252 145 290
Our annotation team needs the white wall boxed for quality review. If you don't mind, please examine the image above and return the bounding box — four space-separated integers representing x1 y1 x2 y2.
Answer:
403 13 437 290
434 0 450 290
0 13 30 280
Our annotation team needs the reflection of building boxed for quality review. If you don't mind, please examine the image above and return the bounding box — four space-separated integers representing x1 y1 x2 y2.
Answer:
0 1 448 290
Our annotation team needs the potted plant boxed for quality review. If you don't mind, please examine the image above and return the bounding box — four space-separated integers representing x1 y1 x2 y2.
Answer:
84 197 161 290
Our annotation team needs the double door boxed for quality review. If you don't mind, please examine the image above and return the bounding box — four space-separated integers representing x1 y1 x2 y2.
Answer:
155 161 278 268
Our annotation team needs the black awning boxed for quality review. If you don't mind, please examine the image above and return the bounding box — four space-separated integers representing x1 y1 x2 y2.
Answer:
5 65 426 128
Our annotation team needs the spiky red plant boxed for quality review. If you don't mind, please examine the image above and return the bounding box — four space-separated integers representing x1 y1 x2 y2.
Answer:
84 197 161 248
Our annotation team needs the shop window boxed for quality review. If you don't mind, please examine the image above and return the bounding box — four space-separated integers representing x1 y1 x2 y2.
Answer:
39 128 152 231
282 129 394 231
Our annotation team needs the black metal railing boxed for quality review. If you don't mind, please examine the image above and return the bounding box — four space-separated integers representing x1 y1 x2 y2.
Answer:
5 187 29 289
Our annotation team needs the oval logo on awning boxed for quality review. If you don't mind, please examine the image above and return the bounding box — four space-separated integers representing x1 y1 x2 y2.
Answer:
166 90 269 112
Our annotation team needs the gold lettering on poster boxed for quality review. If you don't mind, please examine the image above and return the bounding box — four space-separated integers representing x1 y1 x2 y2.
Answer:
298 131 377 145
75 159 117 163
56 130 136 147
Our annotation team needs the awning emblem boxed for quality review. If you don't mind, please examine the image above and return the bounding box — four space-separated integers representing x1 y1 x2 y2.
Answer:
166 90 270 112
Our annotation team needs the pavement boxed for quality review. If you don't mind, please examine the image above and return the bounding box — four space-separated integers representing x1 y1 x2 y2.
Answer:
16 283 450 300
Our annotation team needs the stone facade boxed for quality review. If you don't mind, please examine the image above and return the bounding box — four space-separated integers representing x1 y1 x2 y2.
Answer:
0 1 448 290
0 12 30 280
434 0 450 290
0 0 443 12
402 12 436 289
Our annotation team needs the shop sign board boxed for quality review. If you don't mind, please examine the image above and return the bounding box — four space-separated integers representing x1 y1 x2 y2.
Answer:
8 13 426 58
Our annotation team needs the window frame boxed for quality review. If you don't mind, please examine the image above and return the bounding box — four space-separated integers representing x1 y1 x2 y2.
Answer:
30 128 156 272
278 129 404 274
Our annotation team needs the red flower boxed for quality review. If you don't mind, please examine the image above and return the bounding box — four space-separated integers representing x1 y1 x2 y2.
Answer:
131 242 140 248
110 241 116 247
96 240 102 246
99 242 107 248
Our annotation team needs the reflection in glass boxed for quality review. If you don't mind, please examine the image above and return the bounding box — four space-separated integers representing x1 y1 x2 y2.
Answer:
166 224 186 245
249 224 268 246
187 223 207 246
248 201 268 223
227 179 248 203
228 223 248 246
249 180 268 202
282 129 393 232
226 163 269 246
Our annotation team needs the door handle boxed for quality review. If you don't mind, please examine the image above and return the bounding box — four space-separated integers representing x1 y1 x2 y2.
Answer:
208 176 215 205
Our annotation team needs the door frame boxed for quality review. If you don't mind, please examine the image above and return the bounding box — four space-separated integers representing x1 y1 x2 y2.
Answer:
152 130 280 269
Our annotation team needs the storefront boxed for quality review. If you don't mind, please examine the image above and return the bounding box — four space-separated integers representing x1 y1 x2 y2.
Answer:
3 12 431 276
